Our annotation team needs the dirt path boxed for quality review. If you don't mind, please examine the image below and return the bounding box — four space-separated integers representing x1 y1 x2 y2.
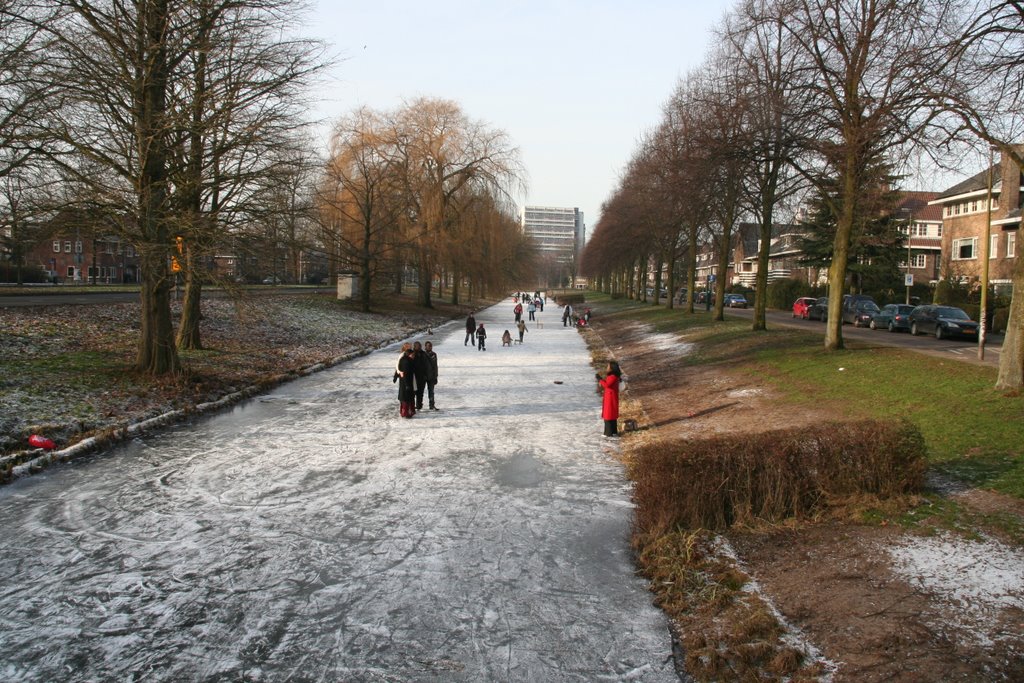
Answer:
590 316 1024 682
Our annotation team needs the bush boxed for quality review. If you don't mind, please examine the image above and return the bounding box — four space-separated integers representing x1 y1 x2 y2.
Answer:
765 279 820 310
628 419 926 533
0 263 49 283
994 307 1009 333
554 292 586 306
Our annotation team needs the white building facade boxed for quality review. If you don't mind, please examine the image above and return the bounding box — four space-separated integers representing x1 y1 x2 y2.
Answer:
521 205 585 264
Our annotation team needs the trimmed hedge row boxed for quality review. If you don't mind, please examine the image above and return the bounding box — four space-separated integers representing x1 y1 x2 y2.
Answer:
629 419 926 533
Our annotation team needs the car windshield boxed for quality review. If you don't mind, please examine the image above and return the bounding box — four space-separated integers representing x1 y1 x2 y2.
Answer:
937 307 970 320
859 303 879 312
897 305 915 314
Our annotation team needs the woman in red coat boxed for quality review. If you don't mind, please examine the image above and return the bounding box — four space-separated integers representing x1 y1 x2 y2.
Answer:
598 361 621 437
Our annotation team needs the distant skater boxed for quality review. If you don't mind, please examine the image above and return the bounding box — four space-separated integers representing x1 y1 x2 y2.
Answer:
412 341 428 410
597 361 621 437
514 301 523 323
501 330 513 346
476 323 487 351
465 313 477 346
516 319 528 343
423 341 438 410
527 300 536 321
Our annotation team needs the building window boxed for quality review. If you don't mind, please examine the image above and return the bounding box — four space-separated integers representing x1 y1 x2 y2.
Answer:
955 204 961 215
64 241 71 253
911 254 927 268
945 206 951 217
936 224 943 237
66 266 75 278
953 237 977 260
1008 232 1016 258
52 241 60 253
75 240 82 253
991 234 999 259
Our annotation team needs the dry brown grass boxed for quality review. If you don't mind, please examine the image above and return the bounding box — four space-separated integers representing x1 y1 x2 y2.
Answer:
628 420 927 535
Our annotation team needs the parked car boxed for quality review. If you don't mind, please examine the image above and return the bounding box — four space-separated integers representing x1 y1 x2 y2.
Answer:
724 293 748 308
846 300 880 327
262 276 282 284
909 305 979 340
807 296 829 321
870 303 916 332
792 296 817 319
841 294 877 326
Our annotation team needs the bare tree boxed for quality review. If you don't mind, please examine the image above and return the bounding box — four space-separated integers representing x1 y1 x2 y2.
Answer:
0 0 56 179
319 107 404 312
722 0 810 330
389 98 525 308
940 0 1024 388
784 0 954 350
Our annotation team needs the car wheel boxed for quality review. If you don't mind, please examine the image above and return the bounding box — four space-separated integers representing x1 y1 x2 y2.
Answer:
888 321 895 332
869 320 877 330
935 325 944 340
911 323 919 336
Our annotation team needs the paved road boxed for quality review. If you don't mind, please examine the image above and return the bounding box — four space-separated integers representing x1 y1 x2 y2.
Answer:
0 303 677 682
724 307 1004 368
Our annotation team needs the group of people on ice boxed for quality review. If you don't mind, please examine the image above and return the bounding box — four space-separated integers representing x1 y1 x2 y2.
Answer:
561 303 592 328
393 293 621 437
393 340 439 418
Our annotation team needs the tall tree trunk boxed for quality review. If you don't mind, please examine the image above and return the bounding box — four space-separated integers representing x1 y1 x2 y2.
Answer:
417 249 433 308
135 0 179 375
451 268 461 306
825 153 858 351
176 244 203 349
996 254 1024 389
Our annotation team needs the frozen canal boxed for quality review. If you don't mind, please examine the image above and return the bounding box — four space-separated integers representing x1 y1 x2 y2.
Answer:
0 302 677 682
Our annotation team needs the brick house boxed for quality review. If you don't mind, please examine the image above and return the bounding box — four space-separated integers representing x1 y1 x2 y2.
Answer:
23 211 140 283
896 191 944 285
929 151 1021 295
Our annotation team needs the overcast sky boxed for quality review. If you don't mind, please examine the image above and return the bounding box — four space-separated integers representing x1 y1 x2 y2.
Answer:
306 0 736 236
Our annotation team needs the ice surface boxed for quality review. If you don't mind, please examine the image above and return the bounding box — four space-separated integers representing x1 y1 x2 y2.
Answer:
0 302 677 681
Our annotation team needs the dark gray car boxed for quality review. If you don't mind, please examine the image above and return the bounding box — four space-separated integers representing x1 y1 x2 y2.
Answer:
909 305 979 340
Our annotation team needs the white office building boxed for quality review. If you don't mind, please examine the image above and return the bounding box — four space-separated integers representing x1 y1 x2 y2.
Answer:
521 205 585 264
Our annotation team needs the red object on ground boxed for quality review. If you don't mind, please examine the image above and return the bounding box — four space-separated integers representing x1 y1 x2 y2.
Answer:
28 434 56 450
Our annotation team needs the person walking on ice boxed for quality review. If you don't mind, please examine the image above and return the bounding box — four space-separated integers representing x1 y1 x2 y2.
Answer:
464 312 476 346
596 361 622 437
476 323 487 351
393 343 418 418
423 341 439 410
516 319 528 343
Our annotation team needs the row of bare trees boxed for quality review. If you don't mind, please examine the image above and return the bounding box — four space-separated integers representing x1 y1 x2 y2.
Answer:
1 2 533 377
582 0 1024 390
318 98 530 313
0 0 327 375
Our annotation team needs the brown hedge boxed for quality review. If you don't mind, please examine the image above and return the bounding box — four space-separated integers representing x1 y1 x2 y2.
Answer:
628 419 926 533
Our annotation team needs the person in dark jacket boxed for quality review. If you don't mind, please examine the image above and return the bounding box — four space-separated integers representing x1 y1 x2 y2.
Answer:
412 341 429 410
465 313 476 346
393 344 417 418
423 341 439 410
476 323 487 351
597 361 621 437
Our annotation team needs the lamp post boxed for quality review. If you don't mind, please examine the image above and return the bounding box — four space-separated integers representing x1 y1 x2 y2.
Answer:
904 210 913 305
979 146 995 361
